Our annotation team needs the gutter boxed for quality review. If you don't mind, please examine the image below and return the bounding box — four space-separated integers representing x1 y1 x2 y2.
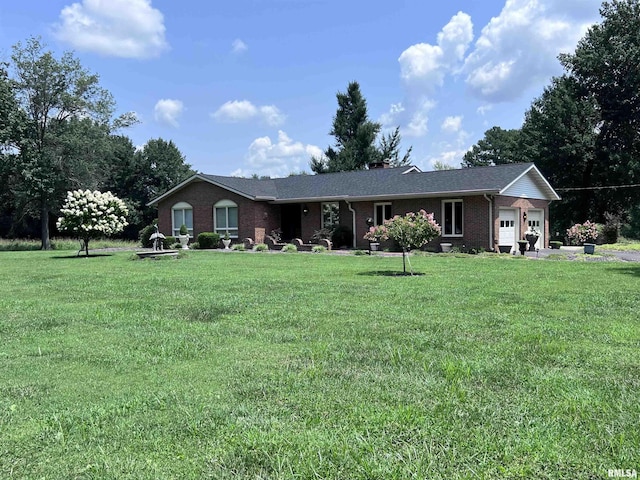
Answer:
345 199 357 249
484 194 493 251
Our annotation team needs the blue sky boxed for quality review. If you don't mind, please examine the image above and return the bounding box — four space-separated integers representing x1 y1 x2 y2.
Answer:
0 0 603 177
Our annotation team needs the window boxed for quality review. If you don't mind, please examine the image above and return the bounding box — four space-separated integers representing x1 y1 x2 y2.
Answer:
374 203 392 226
442 200 463 236
322 202 340 229
214 200 238 238
172 202 193 237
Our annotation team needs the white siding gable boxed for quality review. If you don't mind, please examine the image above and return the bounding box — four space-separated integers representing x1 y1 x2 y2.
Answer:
501 171 548 199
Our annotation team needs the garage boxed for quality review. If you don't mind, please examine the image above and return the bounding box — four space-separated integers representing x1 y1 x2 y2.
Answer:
498 208 517 252
527 209 544 249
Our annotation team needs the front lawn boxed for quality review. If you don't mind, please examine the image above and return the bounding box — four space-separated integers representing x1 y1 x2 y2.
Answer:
1 251 638 478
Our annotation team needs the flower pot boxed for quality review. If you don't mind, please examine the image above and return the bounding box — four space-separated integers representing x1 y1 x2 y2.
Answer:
517 240 529 255
498 245 512 254
178 234 189 250
550 241 562 250
222 239 232 250
525 234 539 251
440 243 452 253
583 243 595 255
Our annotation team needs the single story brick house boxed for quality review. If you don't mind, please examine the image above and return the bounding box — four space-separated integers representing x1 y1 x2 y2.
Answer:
148 162 560 252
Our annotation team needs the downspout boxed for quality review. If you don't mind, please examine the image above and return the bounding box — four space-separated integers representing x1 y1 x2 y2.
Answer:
345 199 357 249
484 194 493 251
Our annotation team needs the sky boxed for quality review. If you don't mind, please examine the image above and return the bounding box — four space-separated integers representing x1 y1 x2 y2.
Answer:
0 0 604 177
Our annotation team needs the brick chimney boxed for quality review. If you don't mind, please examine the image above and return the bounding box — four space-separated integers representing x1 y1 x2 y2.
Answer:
368 159 390 169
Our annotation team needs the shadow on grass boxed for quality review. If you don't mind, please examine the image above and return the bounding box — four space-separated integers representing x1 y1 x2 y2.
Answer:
358 270 425 277
51 253 114 259
605 264 640 277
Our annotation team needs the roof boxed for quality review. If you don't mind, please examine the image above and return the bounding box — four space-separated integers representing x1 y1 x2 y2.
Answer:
147 162 560 206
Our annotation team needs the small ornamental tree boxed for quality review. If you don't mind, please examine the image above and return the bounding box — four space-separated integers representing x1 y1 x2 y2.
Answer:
366 210 441 274
56 190 128 256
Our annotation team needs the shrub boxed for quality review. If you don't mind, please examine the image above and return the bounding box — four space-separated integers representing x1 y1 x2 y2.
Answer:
188 242 199 250
352 249 366 256
197 232 220 249
254 243 268 252
56 190 128 256
179 224 188 236
566 220 598 245
282 243 298 253
163 235 176 249
232 243 245 251
621 203 640 239
601 212 620 244
550 241 562 249
311 228 333 243
311 245 327 253
331 225 353 249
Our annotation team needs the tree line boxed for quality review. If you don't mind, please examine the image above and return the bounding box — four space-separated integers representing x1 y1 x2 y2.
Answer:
0 37 193 248
462 0 640 238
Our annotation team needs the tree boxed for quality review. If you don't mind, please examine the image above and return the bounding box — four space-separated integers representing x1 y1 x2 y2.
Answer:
56 189 128 256
378 127 412 167
311 81 381 173
462 126 522 167
9 37 135 249
365 210 441 274
432 160 455 171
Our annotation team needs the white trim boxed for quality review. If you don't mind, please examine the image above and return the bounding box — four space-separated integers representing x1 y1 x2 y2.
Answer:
214 200 239 238
321 201 340 229
147 174 257 206
499 164 561 201
374 202 392 226
402 166 422 174
171 202 193 238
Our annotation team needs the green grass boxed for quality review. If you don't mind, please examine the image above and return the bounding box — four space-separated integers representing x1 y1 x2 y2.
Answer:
0 237 139 251
1 251 639 478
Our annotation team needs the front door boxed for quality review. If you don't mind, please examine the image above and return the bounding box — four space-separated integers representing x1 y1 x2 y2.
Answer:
498 208 517 253
527 210 544 249
280 204 302 241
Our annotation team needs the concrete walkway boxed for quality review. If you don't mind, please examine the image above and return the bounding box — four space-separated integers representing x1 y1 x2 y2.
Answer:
520 246 640 262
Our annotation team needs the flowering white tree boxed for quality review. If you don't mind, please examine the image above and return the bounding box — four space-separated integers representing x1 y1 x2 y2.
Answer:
365 210 441 274
56 190 128 256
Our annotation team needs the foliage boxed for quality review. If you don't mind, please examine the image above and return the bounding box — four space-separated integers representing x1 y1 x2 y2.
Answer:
254 243 269 252
566 220 599 245
376 210 442 274
232 243 246 251
139 220 159 248
56 190 128 256
188 242 199 250
197 232 220 249
363 224 387 242
179 224 188 236
621 203 640 239
331 225 353 249
432 161 456 171
281 243 298 253
310 228 333 243
269 228 282 243
462 126 521 167
377 126 412 167
163 236 176 249
352 249 367 256
311 245 327 253
310 82 381 173
601 212 621 244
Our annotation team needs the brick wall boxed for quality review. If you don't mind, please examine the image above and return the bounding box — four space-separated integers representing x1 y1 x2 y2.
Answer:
494 196 550 248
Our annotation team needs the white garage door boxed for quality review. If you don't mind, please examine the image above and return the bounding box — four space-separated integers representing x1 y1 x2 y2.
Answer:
498 209 516 252
528 210 544 249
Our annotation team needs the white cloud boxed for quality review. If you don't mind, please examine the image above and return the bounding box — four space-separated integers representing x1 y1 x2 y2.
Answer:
426 149 468 170
231 39 248 54
463 0 601 102
404 99 436 137
235 130 321 177
399 12 473 90
154 99 184 127
212 100 285 126
53 0 168 58
441 115 463 134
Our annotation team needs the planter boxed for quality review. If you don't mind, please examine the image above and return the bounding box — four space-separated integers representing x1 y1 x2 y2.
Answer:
222 238 232 250
498 245 512 254
525 234 539 251
517 240 529 255
178 234 189 250
550 241 562 250
369 242 380 252
583 243 595 255
440 243 453 253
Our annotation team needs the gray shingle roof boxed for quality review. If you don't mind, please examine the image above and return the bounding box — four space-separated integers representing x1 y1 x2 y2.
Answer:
148 162 559 206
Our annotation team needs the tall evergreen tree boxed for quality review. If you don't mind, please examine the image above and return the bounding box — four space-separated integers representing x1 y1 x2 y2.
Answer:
311 81 381 173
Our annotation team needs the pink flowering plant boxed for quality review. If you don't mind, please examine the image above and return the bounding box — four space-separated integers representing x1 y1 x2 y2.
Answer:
566 220 598 245
56 189 129 256
366 210 441 274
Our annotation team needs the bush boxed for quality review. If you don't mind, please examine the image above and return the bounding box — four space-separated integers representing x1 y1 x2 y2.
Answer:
311 228 333 243
566 221 598 245
550 241 563 249
311 245 327 253
331 225 352 249
232 243 245 251
254 243 268 252
163 236 176 249
188 242 199 250
601 212 620 244
197 232 220 249
621 203 640 239
139 221 158 248
282 243 298 253
352 249 366 256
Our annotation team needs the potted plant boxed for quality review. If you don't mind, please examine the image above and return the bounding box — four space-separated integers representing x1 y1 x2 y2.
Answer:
517 240 529 255
363 224 386 252
550 240 562 249
566 221 598 254
222 233 232 249
178 224 190 249
524 226 540 251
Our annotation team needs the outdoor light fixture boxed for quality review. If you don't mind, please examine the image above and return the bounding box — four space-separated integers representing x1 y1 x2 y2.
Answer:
302 204 309 216
522 211 527 222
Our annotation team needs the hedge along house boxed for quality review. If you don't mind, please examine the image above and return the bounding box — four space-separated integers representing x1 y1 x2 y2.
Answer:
148 162 560 252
